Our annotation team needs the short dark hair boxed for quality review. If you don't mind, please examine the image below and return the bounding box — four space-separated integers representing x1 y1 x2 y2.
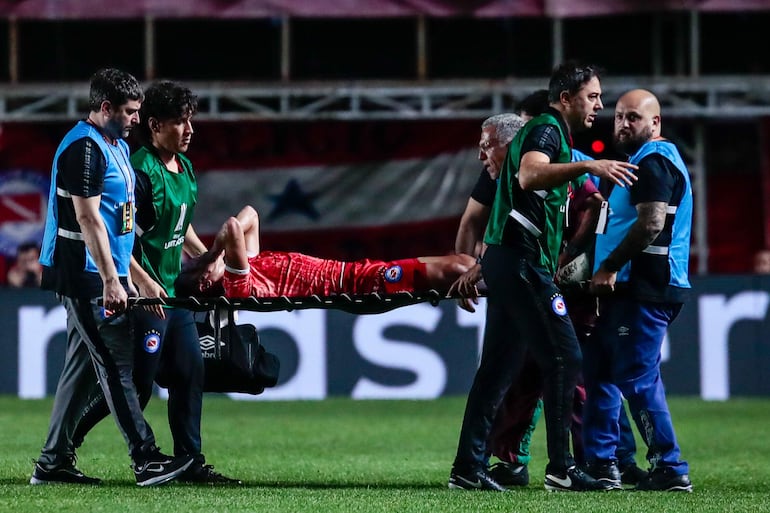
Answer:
548 61 604 103
16 241 40 255
514 89 549 118
135 80 198 144
88 68 143 112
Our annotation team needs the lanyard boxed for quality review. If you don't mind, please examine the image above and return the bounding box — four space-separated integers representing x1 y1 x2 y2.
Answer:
105 139 134 202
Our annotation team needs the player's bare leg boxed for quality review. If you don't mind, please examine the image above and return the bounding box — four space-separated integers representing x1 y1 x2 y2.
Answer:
220 217 250 274
196 206 260 290
233 205 261 255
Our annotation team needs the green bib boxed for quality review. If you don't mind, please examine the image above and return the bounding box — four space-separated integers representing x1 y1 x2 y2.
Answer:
484 112 573 275
130 147 198 296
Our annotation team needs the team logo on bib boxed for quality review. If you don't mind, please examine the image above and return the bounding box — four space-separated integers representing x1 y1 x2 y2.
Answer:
143 331 161 354
383 265 403 283
550 294 568 316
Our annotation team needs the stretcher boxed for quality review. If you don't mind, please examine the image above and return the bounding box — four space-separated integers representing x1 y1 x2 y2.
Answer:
130 289 450 314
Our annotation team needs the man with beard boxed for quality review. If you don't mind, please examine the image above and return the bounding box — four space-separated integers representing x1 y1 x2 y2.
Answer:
65 81 240 484
32 69 194 486
583 89 693 492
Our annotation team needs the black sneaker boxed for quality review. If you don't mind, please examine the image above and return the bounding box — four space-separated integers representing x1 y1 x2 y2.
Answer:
635 467 692 492
487 461 529 487
178 462 243 485
29 456 101 485
619 462 649 486
133 449 194 487
448 468 507 491
584 461 622 490
544 465 615 492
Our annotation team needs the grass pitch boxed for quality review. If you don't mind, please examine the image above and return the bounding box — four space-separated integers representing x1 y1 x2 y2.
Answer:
1 396 769 513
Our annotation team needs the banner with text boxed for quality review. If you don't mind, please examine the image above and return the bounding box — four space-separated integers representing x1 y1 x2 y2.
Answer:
4 274 770 400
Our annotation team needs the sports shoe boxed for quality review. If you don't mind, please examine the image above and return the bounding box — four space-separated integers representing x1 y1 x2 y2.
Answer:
178 462 243 485
487 461 529 487
448 468 507 491
635 467 692 492
584 461 622 490
619 462 649 486
29 455 101 485
133 449 194 487
544 465 615 492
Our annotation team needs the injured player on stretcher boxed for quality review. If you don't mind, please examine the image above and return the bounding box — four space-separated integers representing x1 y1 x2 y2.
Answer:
176 206 477 299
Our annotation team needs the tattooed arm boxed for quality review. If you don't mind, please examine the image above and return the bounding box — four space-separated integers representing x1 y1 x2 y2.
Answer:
590 201 667 294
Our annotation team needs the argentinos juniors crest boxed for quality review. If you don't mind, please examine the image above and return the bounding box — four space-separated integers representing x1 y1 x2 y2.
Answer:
383 265 403 283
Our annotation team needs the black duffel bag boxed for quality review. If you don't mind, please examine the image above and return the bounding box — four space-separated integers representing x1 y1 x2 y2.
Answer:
195 310 280 395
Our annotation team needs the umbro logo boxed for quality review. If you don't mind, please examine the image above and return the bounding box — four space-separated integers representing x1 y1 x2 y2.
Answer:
199 335 216 351
199 335 225 352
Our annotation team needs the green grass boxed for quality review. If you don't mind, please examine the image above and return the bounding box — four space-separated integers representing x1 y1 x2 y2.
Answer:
1 396 770 512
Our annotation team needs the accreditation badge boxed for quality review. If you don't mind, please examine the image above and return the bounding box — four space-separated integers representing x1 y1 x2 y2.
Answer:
119 201 134 234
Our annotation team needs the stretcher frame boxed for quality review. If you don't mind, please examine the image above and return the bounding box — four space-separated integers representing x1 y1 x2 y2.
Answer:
130 289 449 313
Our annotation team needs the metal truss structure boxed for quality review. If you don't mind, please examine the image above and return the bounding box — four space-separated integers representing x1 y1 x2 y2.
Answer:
0 75 769 122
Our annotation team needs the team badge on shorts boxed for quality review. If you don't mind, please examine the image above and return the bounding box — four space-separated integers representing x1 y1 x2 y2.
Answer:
550 294 568 316
143 331 161 354
383 265 403 283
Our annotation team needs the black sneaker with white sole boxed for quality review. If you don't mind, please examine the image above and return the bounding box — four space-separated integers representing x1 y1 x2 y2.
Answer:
544 465 615 492
133 450 194 487
448 468 507 491
584 461 622 490
29 456 101 485
487 461 529 487
635 467 692 492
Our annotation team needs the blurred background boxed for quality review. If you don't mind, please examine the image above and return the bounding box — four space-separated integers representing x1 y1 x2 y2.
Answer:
2 1 770 400
1 1 770 275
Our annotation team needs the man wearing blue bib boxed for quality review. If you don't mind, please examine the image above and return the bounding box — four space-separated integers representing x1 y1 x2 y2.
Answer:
32 69 194 487
585 89 693 492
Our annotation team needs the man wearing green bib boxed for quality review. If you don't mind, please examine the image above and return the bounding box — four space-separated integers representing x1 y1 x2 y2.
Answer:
449 62 637 492
67 81 239 484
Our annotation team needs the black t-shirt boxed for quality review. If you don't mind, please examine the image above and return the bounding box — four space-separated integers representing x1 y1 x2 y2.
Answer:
57 137 107 198
618 151 687 303
520 123 563 163
42 136 114 297
134 168 155 232
470 169 497 206
630 153 681 205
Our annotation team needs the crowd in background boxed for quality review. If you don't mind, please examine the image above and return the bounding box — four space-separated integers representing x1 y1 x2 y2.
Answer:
0 241 42 287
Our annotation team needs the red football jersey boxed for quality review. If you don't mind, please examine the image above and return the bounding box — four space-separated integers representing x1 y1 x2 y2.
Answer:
222 251 428 298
